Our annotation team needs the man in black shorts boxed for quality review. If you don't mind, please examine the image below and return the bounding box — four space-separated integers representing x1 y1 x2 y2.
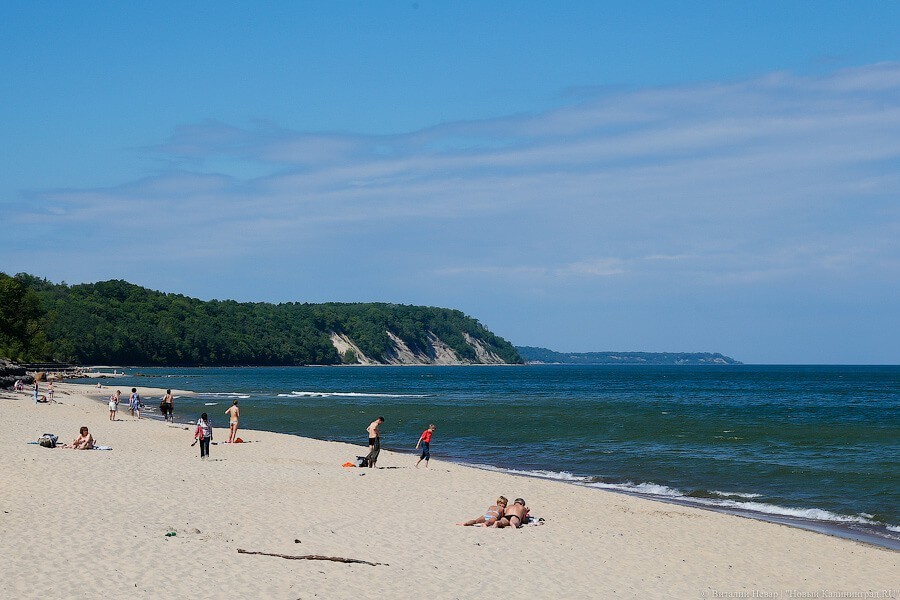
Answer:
365 416 384 468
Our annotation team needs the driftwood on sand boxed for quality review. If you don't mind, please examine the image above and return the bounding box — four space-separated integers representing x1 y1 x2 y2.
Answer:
237 548 387 566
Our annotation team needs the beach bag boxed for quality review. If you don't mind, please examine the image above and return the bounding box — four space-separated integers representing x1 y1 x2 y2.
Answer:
38 433 58 448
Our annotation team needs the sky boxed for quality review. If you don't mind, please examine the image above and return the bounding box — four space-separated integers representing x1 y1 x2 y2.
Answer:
2 1 899 364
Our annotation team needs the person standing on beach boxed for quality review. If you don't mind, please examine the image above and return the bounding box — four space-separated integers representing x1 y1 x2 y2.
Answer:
47 381 54 403
108 390 120 421
365 417 384 468
161 389 174 423
33 381 39 404
225 399 240 443
130 388 142 420
193 412 213 460
415 424 436 468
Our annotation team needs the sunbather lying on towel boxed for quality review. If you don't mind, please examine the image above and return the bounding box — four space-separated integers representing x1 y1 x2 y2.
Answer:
456 496 508 527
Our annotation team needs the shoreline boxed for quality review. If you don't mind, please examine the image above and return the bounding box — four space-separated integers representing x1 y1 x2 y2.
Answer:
2 381 896 598
76 381 899 552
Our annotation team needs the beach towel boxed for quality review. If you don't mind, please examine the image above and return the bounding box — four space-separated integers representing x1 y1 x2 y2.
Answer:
92 445 113 451
342 462 356 468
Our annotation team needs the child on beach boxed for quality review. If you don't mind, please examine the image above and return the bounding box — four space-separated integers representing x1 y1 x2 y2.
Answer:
108 390 120 421
457 496 508 527
415 423 436 468
193 413 213 460
47 382 54 402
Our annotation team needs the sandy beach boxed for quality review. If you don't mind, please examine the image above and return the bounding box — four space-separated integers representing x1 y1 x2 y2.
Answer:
1 382 896 600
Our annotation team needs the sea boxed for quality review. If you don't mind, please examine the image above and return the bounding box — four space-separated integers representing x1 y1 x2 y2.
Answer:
86 364 899 549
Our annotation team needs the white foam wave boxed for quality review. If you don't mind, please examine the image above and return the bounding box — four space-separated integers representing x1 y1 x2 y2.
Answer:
694 499 880 526
204 402 218 406
586 480 683 497
281 390 430 399
710 490 763 499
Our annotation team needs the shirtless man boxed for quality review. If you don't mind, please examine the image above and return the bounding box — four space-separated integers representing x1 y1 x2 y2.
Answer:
225 400 240 443
494 497 529 528
457 496 508 527
365 416 384 468
161 389 174 423
70 426 94 450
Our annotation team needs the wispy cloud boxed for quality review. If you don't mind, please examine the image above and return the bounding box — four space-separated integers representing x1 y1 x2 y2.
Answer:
7 63 900 296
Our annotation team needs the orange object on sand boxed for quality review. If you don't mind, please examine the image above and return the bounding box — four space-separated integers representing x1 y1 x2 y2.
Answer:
342 462 356 468
234 437 244 443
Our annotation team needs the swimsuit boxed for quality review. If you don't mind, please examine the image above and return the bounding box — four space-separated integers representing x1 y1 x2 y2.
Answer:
484 507 502 522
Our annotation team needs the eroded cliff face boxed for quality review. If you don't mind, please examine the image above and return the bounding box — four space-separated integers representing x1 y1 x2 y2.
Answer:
329 331 510 365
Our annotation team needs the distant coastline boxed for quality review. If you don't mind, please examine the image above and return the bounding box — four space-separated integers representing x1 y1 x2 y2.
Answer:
516 346 742 365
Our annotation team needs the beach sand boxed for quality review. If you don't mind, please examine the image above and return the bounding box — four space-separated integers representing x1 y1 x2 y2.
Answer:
1 382 895 599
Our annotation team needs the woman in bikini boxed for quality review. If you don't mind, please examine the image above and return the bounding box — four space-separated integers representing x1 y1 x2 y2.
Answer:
457 496 507 527
225 400 240 443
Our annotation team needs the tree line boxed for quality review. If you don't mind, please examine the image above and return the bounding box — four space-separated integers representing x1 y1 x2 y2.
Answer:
0 273 522 366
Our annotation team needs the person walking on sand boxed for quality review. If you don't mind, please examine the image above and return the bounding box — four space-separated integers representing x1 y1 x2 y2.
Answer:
415 423 436 468
365 416 384 468
225 399 240 443
33 381 39 404
193 413 213 460
47 381 54 403
108 390 120 421
161 389 174 423
130 388 142 420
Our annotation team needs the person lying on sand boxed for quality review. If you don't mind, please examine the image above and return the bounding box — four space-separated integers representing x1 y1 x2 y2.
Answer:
493 497 528 528
70 426 94 450
457 496 507 527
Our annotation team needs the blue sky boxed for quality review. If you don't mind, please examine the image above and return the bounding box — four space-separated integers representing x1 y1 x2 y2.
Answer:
2 2 899 363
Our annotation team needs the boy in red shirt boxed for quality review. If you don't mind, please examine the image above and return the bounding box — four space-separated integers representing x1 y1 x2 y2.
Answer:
415 424 436 468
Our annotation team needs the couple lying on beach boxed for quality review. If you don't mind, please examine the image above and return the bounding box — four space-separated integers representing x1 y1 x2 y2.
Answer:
457 496 530 528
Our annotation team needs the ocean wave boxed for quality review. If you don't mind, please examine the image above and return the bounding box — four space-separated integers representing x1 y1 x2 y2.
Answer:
195 393 251 400
277 390 431 399
709 490 763 499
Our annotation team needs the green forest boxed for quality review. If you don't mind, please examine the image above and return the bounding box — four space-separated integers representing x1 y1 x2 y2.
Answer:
0 273 521 366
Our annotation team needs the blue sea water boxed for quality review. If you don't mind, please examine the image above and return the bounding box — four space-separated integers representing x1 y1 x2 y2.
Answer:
91 364 899 546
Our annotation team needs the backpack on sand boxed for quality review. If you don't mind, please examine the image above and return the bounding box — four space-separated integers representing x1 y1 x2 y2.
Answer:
38 433 58 448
